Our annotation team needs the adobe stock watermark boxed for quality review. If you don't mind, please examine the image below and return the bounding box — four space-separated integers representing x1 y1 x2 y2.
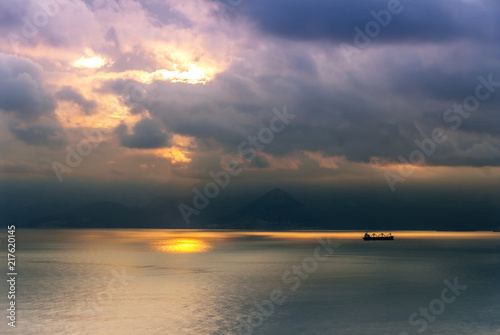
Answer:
398 277 467 335
385 74 500 192
178 105 296 225
236 237 340 335
7 0 70 53
341 0 405 63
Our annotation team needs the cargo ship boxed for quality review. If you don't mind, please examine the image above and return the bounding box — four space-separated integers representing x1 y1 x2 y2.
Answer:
363 232 394 241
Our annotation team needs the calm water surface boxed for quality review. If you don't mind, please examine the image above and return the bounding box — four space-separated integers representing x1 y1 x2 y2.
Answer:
2 230 500 335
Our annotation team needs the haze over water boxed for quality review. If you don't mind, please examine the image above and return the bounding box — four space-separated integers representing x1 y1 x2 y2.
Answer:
3 230 499 335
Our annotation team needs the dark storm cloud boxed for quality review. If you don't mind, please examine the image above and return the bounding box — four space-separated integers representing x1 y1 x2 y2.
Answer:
389 59 500 103
55 86 96 114
79 0 500 168
103 77 391 161
130 71 422 164
8 120 66 148
249 154 270 168
98 78 151 114
0 54 56 120
385 54 500 134
233 0 498 45
137 57 500 167
101 77 258 144
0 54 68 148
457 109 500 137
116 117 171 149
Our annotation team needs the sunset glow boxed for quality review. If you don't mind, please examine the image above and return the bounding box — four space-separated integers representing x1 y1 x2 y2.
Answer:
74 56 106 68
2 0 500 333
140 65 213 85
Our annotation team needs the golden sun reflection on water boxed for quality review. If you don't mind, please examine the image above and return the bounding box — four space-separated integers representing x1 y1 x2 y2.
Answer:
153 238 212 253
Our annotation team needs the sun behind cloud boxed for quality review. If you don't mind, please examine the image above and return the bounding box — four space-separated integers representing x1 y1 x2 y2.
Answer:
140 65 213 85
74 56 107 68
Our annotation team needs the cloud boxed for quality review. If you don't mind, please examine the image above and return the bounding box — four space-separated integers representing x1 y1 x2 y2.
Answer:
138 0 193 28
8 119 66 148
0 0 499 185
0 54 56 120
127 65 417 164
55 86 96 114
127 39 500 168
233 0 499 45
116 117 171 149
0 54 68 148
249 154 270 168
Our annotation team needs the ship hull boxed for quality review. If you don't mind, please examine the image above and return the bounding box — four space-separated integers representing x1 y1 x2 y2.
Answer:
363 236 394 241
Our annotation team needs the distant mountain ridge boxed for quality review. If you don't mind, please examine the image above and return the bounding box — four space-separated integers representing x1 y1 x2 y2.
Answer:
216 188 310 229
27 188 498 230
30 188 312 229
32 197 188 228
32 201 143 228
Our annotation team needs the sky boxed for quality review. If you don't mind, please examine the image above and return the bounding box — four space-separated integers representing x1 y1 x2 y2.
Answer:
1 0 500 224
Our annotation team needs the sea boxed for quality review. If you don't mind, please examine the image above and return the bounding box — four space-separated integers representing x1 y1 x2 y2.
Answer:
2 230 499 335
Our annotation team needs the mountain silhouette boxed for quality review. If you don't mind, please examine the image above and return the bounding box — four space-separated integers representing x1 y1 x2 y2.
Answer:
32 201 143 228
31 188 311 229
217 188 309 229
141 195 188 227
32 197 187 228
